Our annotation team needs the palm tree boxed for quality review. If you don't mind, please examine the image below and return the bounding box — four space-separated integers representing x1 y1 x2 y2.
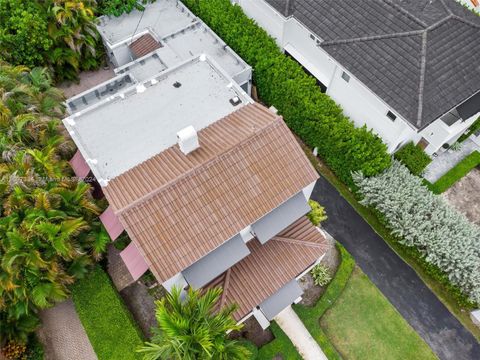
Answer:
138 287 252 360
46 0 100 79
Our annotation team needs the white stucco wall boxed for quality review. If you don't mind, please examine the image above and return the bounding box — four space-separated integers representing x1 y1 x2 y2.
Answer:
420 112 479 154
283 20 337 87
327 66 417 152
235 0 286 45
235 0 480 156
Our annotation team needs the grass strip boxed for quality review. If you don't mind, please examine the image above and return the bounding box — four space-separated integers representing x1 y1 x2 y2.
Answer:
71 266 144 360
293 243 355 360
300 143 480 341
257 321 302 360
428 151 480 194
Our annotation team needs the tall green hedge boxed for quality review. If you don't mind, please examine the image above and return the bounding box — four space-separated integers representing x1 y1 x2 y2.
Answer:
182 0 391 186
394 142 431 175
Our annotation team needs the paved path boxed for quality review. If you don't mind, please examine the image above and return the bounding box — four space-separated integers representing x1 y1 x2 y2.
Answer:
311 176 480 360
424 138 480 182
37 299 97 360
274 306 328 360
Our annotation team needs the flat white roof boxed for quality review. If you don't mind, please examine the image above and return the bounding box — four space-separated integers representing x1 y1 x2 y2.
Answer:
98 0 194 45
98 0 250 80
64 56 252 182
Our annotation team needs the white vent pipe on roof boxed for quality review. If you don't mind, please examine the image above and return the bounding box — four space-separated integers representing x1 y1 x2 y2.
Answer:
177 126 199 155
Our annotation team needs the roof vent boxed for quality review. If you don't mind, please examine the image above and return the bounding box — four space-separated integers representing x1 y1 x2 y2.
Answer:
177 126 199 155
173 81 182 88
229 96 242 106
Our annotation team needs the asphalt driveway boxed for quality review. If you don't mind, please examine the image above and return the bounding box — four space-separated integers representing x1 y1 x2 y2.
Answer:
311 176 480 360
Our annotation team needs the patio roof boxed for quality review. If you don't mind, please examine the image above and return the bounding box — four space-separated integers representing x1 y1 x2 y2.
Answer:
120 242 149 281
205 217 329 321
69 150 90 179
99 206 124 241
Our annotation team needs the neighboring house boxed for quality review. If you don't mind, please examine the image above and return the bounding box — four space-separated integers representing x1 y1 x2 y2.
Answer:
234 0 480 155
64 2 329 327
96 0 252 94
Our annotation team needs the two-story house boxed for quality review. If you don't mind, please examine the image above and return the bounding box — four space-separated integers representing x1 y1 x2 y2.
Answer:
234 0 480 155
64 1 330 328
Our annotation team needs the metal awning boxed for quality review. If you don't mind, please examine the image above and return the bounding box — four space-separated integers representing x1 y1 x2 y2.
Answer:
99 206 124 241
260 280 303 321
182 234 250 289
69 150 91 178
120 242 149 281
252 192 310 244
457 91 480 120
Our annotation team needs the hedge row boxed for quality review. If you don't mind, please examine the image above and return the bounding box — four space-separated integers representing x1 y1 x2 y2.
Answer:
182 0 391 186
72 266 144 360
394 142 432 175
429 151 480 194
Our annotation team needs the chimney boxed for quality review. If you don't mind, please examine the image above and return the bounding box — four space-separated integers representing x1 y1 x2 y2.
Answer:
177 126 199 155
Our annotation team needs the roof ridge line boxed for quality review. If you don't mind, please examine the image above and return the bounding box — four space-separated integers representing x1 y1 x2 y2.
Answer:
321 30 424 46
451 14 480 30
114 107 282 214
382 0 428 28
272 236 326 248
416 31 428 128
438 0 453 16
219 268 231 309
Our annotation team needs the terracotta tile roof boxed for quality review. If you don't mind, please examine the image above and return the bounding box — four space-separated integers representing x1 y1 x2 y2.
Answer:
129 34 161 59
104 103 319 283
206 217 329 321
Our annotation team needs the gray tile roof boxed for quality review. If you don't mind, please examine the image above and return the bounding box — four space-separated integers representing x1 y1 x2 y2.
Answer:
266 0 480 129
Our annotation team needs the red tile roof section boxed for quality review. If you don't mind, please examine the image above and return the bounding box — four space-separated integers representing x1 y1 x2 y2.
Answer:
103 103 319 283
129 34 161 59
207 217 329 321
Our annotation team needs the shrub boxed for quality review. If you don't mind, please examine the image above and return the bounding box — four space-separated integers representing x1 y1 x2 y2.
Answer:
311 264 332 286
394 142 431 175
181 0 391 187
353 161 480 304
458 117 480 143
0 0 101 81
97 0 156 17
429 151 480 194
1 341 26 360
307 200 327 226
72 266 144 360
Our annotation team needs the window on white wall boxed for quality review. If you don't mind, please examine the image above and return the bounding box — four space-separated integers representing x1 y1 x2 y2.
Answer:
386 111 397 121
341 71 350 83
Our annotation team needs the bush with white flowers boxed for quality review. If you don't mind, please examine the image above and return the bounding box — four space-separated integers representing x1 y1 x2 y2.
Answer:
353 161 480 304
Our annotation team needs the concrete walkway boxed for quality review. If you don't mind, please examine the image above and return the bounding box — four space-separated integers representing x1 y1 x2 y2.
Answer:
274 306 328 360
424 138 480 182
37 299 97 360
312 176 480 360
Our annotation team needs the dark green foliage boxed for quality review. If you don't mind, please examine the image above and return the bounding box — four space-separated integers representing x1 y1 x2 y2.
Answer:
428 151 480 194
458 117 480 143
182 0 391 187
26 334 45 360
293 243 355 360
97 0 156 16
0 0 101 81
394 142 431 175
72 266 144 360
257 322 301 360
0 0 52 68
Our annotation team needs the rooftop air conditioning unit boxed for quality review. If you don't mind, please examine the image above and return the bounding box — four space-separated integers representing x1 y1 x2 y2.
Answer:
177 126 199 155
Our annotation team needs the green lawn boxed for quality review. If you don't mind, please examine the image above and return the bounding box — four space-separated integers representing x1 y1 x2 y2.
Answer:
299 142 480 342
321 267 437 360
427 151 480 194
257 322 301 360
71 266 144 360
